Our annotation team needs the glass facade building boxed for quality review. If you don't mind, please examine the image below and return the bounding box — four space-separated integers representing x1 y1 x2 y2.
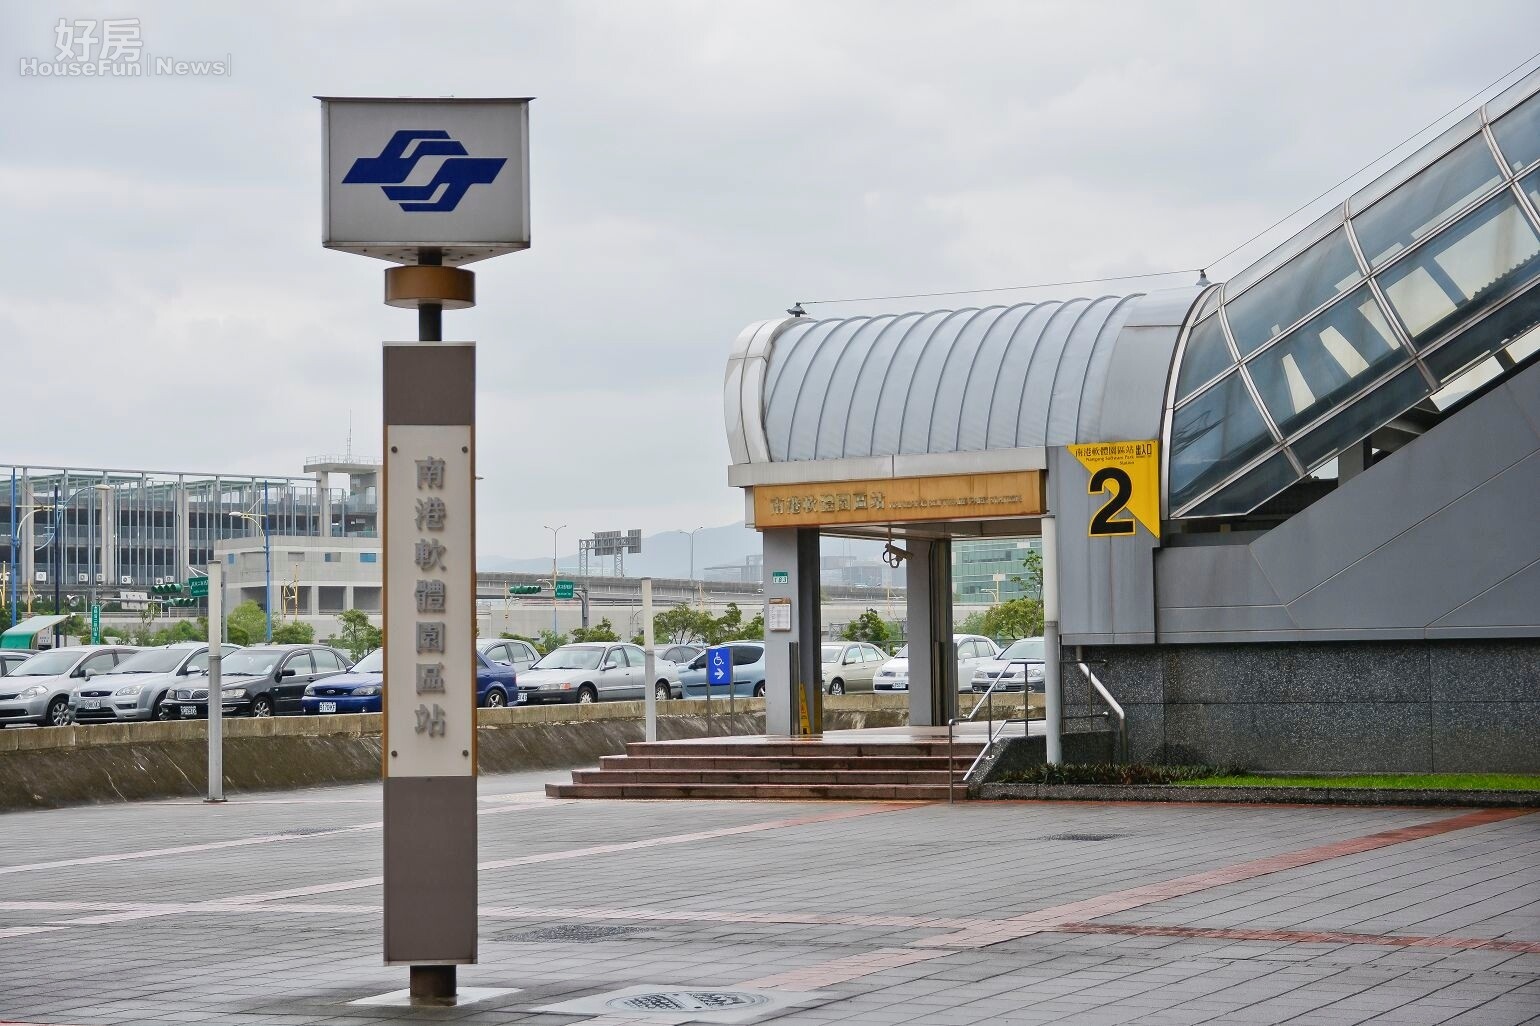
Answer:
1166 69 1540 517
1 463 378 609
952 537 1041 605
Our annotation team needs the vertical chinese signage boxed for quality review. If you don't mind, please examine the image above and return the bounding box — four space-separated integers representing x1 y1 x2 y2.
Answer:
382 342 478 966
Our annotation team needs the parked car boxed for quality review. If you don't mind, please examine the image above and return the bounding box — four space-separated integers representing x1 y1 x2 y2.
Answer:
477 637 539 672
970 637 1046 693
0 650 37 676
678 641 766 699
170 644 351 718
873 634 1000 695
301 648 519 714
516 642 678 704
70 642 242 723
821 641 889 695
659 643 703 666
0 646 138 727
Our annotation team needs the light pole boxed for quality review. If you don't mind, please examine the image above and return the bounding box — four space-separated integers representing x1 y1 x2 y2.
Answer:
670 525 705 577
544 524 565 634
228 494 272 643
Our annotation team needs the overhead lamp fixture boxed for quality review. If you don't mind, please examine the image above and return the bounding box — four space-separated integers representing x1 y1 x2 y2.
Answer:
786 302 806 317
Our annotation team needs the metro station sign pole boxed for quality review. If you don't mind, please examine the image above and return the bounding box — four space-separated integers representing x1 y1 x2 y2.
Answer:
321 96 531 1006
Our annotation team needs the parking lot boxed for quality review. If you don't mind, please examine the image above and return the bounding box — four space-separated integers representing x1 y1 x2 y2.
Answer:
0 771 1536 1025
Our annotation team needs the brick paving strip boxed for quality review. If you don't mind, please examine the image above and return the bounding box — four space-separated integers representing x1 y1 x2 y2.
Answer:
742 807 1535 992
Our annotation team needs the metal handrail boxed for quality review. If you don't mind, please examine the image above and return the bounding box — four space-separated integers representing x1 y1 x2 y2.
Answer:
947 715 1030 803
1075 661 1127 762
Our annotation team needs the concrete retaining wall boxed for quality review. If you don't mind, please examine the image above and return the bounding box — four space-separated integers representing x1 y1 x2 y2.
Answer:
1077 639 1540 773
0 696 910 812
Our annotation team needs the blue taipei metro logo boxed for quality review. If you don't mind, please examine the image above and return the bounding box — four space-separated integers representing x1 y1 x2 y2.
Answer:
343 130 506 213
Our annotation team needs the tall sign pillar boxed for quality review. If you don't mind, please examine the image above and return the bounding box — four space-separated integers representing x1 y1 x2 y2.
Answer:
321 95 530 1005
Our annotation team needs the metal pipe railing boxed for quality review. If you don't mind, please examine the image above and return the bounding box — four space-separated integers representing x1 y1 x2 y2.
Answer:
1075 661 1127 762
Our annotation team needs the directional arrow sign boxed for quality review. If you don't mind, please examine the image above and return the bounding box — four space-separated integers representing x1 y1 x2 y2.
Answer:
706 645 732 686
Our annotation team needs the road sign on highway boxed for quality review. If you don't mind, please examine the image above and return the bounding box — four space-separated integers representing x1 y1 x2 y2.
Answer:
555 579 575 600
188 577 208 598
90 604 100 645
707 646 732 686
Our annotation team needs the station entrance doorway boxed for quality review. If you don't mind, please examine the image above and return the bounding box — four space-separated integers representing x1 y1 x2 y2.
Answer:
752 467 1048 735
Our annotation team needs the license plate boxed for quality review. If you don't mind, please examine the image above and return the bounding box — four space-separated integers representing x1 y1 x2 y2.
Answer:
82 699 100 710
181 705 197 717
515 694 527 704
318 701 337 714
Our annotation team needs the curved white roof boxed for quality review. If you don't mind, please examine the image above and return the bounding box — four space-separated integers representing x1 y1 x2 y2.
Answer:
725 288 1200 466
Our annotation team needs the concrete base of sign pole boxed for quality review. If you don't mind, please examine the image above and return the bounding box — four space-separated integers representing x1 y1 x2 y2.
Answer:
409 965 456 1005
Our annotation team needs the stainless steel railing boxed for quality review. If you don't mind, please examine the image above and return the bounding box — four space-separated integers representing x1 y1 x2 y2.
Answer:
1075 661 1127 763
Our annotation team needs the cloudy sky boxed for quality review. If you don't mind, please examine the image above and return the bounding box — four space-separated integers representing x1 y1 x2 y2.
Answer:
4 1 1537 562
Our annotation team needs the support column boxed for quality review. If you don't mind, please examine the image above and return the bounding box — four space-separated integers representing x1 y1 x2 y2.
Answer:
175 482 191 584
904 539 955 727
761 527 821 736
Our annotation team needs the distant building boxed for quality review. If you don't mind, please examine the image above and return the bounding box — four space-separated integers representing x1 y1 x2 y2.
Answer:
2 456 379 619
952 538 1040 605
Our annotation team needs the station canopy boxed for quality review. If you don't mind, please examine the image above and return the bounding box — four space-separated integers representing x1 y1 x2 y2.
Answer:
727 67 1540 522
1 615 68 648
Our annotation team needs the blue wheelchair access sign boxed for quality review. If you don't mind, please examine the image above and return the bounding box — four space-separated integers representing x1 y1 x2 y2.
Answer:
706 646 732 686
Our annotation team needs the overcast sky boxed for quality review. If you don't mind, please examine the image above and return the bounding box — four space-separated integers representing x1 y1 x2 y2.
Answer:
4 1 1538 560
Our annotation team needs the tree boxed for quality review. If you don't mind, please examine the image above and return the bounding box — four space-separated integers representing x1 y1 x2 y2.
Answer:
958 609 989 636
1011 546 1044 599
226 600 267 647
535 629 568 655
271 620 315 645
58 613 88 640
841 608 892 649
980 597 1043 641
653 604 711 645
163 620 201 643
570 618 619 643
328 609 382 661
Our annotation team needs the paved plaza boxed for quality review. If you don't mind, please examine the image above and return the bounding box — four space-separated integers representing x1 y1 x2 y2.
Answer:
0 770 1536 1025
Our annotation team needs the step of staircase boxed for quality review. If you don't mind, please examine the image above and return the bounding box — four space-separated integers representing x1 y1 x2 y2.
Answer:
550 735 986 801
546 781 955 801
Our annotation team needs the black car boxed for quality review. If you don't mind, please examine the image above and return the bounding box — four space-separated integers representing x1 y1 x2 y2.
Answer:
169 644 351 718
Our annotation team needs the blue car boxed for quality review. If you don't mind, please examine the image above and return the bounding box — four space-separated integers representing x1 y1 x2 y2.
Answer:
678 641 766 699
301 648 519 713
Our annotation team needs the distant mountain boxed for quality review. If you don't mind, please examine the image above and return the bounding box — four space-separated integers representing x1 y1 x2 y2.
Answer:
479 521 895 580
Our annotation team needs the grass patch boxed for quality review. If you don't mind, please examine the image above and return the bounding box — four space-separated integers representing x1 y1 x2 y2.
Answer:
1182 773 1540 791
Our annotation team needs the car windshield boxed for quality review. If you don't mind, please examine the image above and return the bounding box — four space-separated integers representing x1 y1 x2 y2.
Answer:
12 649 83 676
352 649 384 673
1000 639 1046 661
821 645 844 662
222 650 284 676
110 648 192 674
533 646 604 670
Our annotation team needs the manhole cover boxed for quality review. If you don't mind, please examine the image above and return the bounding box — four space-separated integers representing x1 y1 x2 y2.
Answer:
607 991 770 1012
1042 832 1122 841
506 924 644 943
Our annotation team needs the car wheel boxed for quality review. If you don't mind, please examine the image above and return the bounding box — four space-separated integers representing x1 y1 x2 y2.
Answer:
486 688 507 708
45 696 71 727
576 685 598 704
154 694 175 721
753 682 766 698
251 696 274 718
654 682 671 702
828 679 845 696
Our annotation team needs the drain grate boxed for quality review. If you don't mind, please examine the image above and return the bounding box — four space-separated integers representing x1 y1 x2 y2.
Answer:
1042 832 1122 841
608 991 771 1012
504 923 646 943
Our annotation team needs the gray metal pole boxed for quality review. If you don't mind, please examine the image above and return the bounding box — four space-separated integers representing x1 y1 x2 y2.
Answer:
642 577 656 742
1041 515 1062 765
206 561 225 802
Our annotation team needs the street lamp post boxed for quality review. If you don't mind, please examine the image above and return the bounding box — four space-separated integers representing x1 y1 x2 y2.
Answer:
227 495 272 643
544 524 566 634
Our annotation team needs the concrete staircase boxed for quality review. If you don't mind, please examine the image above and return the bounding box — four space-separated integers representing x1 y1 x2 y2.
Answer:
545 737 988 801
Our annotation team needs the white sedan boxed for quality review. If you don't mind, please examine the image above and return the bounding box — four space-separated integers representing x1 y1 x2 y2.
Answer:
872 634 999 695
